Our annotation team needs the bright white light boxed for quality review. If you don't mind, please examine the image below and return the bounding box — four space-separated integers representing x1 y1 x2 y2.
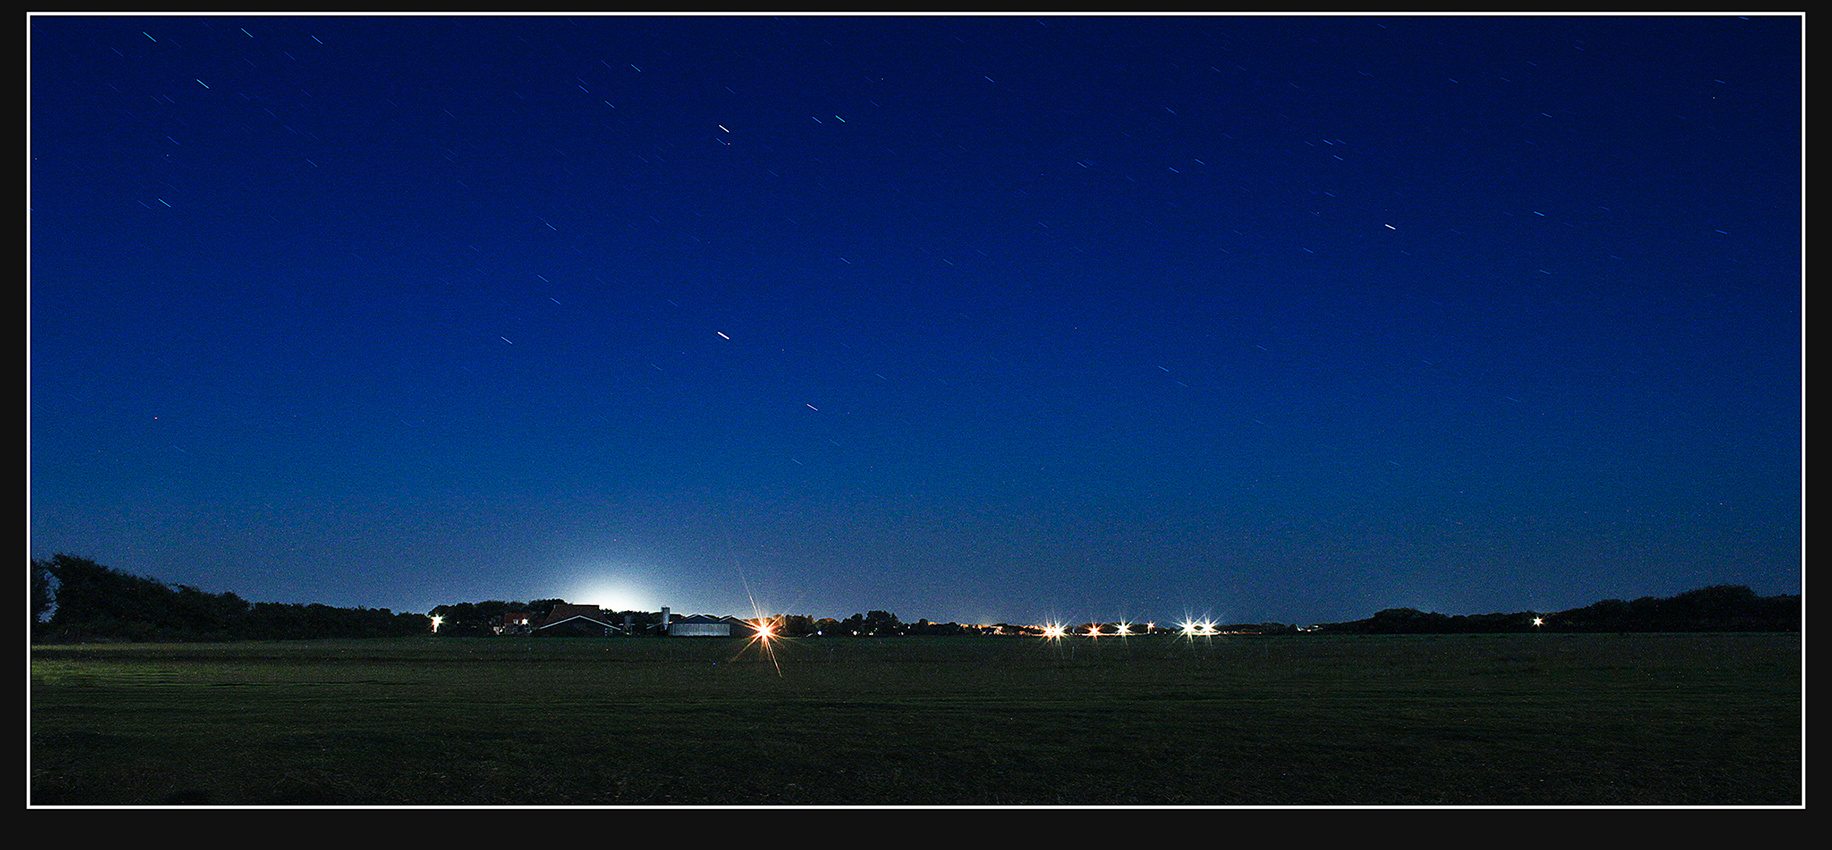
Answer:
1040 622 1068 639
430 614 444 633
1179 618 1218 637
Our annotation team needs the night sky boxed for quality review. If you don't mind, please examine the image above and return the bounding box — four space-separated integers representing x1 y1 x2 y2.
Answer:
28 14 1802 627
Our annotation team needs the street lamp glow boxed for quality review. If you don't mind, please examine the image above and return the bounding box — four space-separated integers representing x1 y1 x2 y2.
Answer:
739 615 785 677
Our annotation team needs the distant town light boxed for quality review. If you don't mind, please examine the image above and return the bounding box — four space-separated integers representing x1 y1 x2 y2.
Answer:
1179 618 1218 637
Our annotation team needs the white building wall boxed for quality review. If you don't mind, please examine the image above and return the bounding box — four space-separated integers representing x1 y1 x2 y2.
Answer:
670 623 731 637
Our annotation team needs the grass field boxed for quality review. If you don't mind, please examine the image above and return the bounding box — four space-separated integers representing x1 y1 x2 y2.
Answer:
29 631 1801 806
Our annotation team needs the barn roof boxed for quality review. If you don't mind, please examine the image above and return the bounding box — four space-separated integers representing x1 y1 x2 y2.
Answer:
538 603 609 628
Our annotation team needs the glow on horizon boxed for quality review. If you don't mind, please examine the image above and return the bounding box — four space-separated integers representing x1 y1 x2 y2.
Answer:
557 565 665 613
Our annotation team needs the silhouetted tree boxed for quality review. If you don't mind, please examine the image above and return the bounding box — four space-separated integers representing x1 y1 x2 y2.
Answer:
863 610 904 635
35 553 430 641
779 614 819 637
39 553 181 640
31 558 53 637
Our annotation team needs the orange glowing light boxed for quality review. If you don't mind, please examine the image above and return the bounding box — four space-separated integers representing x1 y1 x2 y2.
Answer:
737 615 786 676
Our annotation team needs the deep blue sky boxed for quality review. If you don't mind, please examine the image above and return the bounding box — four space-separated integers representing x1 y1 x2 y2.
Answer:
29 14 1801 626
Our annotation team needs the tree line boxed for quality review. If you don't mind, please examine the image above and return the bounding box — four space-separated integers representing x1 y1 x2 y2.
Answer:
31 553 430 642
1311 584 1799 634
31 552 1799 642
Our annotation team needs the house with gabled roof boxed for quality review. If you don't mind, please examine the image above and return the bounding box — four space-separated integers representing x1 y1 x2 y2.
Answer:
535 603 619 637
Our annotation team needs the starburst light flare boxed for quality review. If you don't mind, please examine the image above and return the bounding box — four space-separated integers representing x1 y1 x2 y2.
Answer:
739 614 786 677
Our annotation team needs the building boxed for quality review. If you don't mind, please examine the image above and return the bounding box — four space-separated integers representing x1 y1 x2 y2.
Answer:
535 603 619 637
666 613 734 637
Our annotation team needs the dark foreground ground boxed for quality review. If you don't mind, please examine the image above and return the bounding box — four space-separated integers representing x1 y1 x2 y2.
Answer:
30 631 1800 806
